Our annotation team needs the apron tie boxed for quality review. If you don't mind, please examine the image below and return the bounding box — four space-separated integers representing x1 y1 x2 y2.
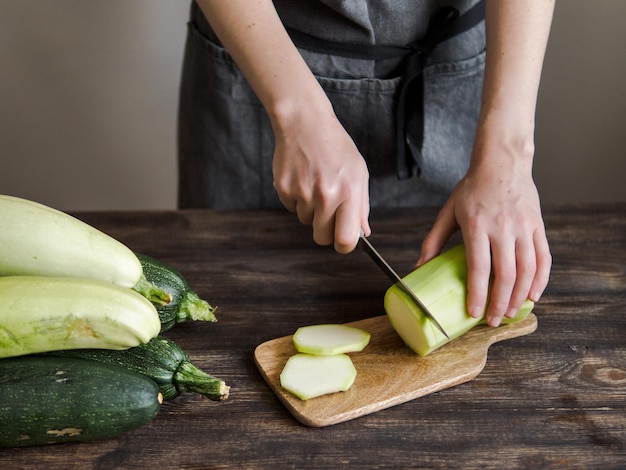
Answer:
286 1 485 180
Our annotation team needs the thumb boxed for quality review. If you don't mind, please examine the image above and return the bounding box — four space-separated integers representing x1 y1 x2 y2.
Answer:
416 201 459 267
360 172 371 236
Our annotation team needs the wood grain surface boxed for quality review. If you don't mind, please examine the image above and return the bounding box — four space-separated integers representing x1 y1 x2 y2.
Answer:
0 204 624 469
255 314 538 426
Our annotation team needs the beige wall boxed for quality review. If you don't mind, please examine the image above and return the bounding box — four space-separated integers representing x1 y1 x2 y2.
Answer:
0 1 186 210
1 0 625 211
534 0 626 204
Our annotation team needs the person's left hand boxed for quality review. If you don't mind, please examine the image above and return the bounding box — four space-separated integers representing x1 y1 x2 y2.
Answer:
416 147 552 327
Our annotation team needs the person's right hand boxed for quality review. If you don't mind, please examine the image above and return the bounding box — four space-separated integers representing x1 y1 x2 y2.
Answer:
271 100 370 254
193 0 370 251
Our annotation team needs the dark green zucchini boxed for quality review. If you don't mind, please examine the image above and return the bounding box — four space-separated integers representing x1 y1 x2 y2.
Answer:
45 336 229 402
0 356 161 447
136 253 217 331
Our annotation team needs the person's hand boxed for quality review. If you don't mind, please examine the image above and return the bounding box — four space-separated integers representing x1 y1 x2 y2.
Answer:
416 146 552 327
271 101 370 253
193 1 371 253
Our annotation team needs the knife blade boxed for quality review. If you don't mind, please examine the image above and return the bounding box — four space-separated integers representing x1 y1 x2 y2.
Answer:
358 230 449 339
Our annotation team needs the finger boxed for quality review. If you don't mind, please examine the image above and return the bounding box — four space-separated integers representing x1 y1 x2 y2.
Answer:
464 233 491 321
333 198 362 254
505 237 537 317
294 200 314 226
416 202 459 267
277 177 319 236
311 201 335 247
360 172 371 236
529 228 552 302
273 171 296 212
277 193 297 213
485 239 517 327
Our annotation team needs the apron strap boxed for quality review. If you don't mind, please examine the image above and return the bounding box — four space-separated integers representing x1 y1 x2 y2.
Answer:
286 1 485 180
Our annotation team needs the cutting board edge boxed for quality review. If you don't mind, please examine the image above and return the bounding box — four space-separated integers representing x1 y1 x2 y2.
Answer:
287 363 487 427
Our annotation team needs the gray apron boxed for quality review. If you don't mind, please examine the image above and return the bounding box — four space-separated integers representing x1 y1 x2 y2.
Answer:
177 0 486 209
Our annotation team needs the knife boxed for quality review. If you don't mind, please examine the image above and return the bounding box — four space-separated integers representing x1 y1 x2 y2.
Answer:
358 229 449 339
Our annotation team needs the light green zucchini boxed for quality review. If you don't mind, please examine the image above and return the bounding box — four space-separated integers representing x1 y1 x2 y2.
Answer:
0 276 161 358
0 194 170 304
384 244 534 356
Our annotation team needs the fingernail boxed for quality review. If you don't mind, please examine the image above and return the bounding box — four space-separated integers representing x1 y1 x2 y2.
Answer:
505 307 518 318
469 306 483 318
529 291 543 302
489 316 502 327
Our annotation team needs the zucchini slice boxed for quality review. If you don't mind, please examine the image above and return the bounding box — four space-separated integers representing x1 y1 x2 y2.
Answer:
293 324 371 355
280 353 357 401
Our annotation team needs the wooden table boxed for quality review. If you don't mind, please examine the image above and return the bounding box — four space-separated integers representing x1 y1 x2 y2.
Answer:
1 203 625 469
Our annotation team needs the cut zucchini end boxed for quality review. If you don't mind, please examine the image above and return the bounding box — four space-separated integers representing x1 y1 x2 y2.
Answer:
385 277 536 357
384 289 448 356
293 324 371 356
279 353 357 400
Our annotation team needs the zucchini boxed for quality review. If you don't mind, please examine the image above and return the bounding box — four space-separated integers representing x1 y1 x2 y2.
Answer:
0 194 171 305
280 353 357 400
0 276 161 358
0 356 162 447
280 324 370 400
293 324 371 355
46 336 230 401
137 253 217 331
384 244 534 356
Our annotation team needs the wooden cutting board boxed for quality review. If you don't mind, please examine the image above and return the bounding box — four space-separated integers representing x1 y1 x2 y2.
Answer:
254 313 537 427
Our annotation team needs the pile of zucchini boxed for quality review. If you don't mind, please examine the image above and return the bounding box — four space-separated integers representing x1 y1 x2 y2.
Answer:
0 195 229 448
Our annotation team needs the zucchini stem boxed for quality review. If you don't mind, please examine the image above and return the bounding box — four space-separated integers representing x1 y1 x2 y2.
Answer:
177 291 217 323
174 361 230 401
133 273 173 306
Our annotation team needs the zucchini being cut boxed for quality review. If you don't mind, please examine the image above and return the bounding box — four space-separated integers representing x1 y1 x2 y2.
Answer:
384 244 534 356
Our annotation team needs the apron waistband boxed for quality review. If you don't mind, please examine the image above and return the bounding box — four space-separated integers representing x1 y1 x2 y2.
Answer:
286 1 485 180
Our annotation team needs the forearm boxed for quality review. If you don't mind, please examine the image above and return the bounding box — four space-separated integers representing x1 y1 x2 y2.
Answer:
419 1 554 326
474 0 555 169
195 0 370 252
194 0 331 128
